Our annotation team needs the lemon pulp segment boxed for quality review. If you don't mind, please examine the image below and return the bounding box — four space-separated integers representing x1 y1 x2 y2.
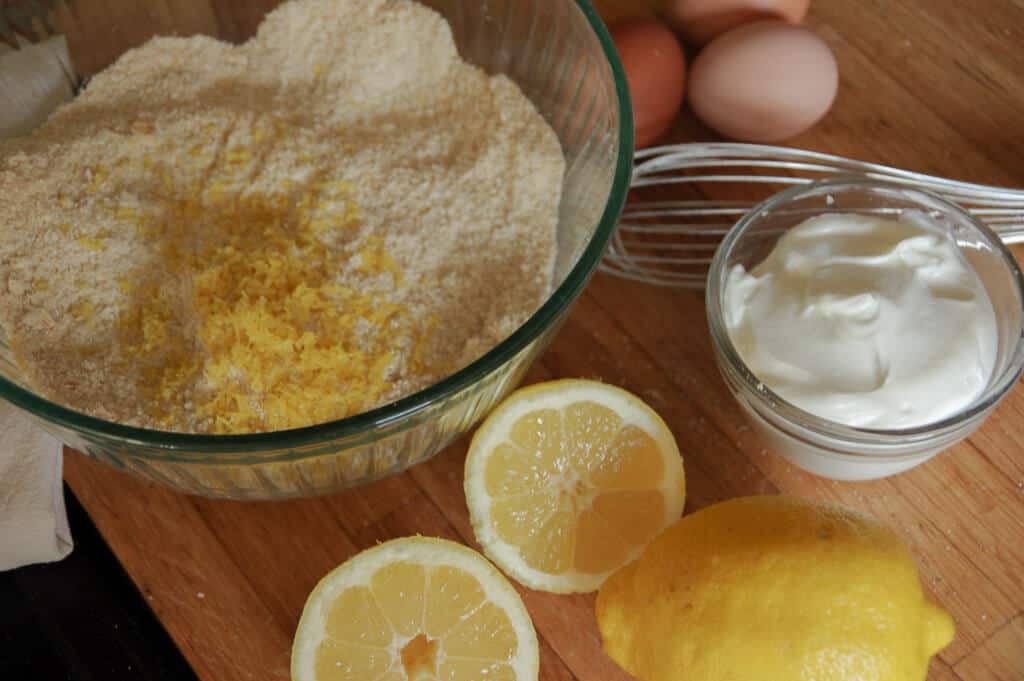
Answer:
466 380 686 593
292 537 539 681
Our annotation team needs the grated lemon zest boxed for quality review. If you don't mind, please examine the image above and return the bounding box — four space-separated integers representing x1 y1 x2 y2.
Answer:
112 145 419 433
76 236 107 251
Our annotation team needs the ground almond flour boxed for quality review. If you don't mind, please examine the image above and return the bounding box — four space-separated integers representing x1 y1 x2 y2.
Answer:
0 0 564 434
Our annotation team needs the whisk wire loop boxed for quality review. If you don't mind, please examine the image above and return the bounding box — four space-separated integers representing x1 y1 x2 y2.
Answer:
603 143 1024 289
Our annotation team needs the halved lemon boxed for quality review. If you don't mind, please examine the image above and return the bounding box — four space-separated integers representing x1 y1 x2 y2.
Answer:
291 536 539 681
464 379 686 593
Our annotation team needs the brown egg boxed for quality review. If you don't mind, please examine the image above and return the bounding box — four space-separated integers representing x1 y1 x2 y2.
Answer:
610 19 687 148
665 0 811 45
687 21 837 142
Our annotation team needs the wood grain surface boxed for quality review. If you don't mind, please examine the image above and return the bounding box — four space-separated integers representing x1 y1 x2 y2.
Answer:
60 1 1024 680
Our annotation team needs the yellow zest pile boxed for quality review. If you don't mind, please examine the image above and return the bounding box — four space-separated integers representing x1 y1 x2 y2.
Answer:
105 120 424 433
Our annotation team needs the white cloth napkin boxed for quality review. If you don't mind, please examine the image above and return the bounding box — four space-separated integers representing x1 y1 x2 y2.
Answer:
0 35 76 138
0 402 72 570
0 33 77 570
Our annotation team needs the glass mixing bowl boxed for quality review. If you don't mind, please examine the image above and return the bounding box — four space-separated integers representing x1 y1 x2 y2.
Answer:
0 0 633 498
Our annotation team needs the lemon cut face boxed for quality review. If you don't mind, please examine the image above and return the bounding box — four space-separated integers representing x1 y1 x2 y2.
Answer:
465 379 686 593
291 537 539 681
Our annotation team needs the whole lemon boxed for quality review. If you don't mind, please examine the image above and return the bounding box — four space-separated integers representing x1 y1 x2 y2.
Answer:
596 495 954 681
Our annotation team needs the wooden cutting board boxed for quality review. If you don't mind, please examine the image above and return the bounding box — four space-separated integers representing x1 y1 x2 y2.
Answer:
63 1 1024 680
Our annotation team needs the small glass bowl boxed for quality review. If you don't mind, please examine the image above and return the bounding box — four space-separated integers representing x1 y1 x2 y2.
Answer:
706 178 1024 480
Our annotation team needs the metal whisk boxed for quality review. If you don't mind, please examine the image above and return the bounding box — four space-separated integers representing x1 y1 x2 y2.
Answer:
603 143 1024 288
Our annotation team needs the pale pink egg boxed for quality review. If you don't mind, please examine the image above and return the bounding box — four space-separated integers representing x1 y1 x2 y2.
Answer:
665 0 811 46
687 20 837 142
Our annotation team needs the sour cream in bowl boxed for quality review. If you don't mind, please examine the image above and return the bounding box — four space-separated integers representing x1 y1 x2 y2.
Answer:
706 178 1024 480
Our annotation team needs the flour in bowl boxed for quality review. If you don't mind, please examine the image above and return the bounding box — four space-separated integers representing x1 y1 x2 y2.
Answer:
0 0 564 433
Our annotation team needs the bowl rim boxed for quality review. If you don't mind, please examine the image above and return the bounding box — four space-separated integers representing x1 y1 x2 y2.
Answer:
0 0 635 456
706 176 1024 450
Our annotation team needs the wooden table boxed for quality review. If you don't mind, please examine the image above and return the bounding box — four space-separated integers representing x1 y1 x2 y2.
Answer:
62 1 1024 680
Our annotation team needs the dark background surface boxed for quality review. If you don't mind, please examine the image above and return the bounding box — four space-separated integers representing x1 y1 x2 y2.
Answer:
0 487 197 680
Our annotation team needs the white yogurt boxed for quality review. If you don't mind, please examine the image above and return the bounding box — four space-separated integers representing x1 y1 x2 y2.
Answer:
724 212 998 429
